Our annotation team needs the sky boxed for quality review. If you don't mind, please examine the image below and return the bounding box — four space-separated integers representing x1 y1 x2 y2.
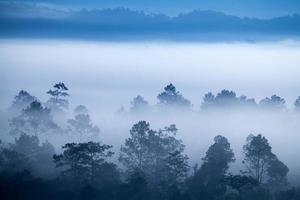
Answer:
7 0 300 18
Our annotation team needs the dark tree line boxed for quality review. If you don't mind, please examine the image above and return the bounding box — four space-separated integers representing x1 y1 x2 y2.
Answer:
7 82 300 116
1 82 300 199
129 84 300 113
0 121 297 200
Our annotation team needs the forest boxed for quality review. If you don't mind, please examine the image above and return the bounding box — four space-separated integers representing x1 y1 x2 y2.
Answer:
0 82 300 200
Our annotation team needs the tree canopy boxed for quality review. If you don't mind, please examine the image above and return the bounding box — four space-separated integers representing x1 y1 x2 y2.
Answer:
157 84 191 108
46 82 69 113
9 100 58 136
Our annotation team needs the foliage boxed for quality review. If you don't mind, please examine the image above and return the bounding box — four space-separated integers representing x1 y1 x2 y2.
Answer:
119 121 189 194
275 187 300 200
9 101 58 136
67 112 100 142
201 90 256 110
53 142 119 186
46 82 69 112
0 140 28 175
73 105 89 115
9 90 36 113
10 134 56 177
130 95 150 113
157 84 191 108
188 135 235 200
242 134 289 189
259 95 286 110
294 96 300 111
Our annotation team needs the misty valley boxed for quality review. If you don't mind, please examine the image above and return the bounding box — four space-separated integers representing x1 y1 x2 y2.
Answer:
0 79 300 200
1 2 300 198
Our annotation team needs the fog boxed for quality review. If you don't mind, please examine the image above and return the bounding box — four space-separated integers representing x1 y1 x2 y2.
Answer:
1 40 300 109
1 39 300 186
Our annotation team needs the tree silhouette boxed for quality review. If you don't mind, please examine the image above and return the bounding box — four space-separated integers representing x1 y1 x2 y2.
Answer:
162 150 189 194
243 134 273 183
157 84 191 108
294 96 300 112
10 134 56 177
259 95 286 110
9 90 36 114
201 92 215 109
74 105 89 115
53 142 118 186
225 174 272 200
267 155 289 191
46 82 69 113
199 135 235 178
119 121 155 174
201 90 256 110
242 134 289 188
67 106 100 142
9 100 58 136
0 140 28 175
276 187 300 200
130 95 150 113
119 121 188 193
215 90 238 105
188 135 235 200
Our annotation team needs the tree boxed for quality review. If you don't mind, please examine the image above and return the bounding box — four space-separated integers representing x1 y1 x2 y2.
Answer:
9 90 36 114
225 174 259 193
239 95 257 107
122 171 150 200
201 92 215 110
242 134 289 188
215 90 238 106
46 82 69 112
119 121 188 192
9 100 58 136
74 105 89 115
157 84 191 108
259 95 286 110
188 135 235 200
162 150 189 188
275 187 300 200
225 174 272 200
119 121 155 174
267 155 289 191
294 96 300 112
242 134 272 184
0 140 28 175
10 134 56 177
67 107 100 142
201 90 257 110
199 135 235 180
53 142 119 186
130 95 150 113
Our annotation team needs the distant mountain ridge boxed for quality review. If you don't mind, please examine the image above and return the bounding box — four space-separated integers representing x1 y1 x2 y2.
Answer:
1 3 300 41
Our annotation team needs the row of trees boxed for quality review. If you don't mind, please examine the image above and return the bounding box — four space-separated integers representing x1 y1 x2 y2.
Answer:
8 81 299 147
10 82 70 114
8 82 100 142
1 82 299 199
129 83 299 112
0 120 296 200
9 100 99 142
9 83 300 117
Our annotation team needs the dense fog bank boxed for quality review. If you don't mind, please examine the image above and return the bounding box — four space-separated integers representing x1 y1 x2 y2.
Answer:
1 82 300 184
1 40 300 199
1 40 300 110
